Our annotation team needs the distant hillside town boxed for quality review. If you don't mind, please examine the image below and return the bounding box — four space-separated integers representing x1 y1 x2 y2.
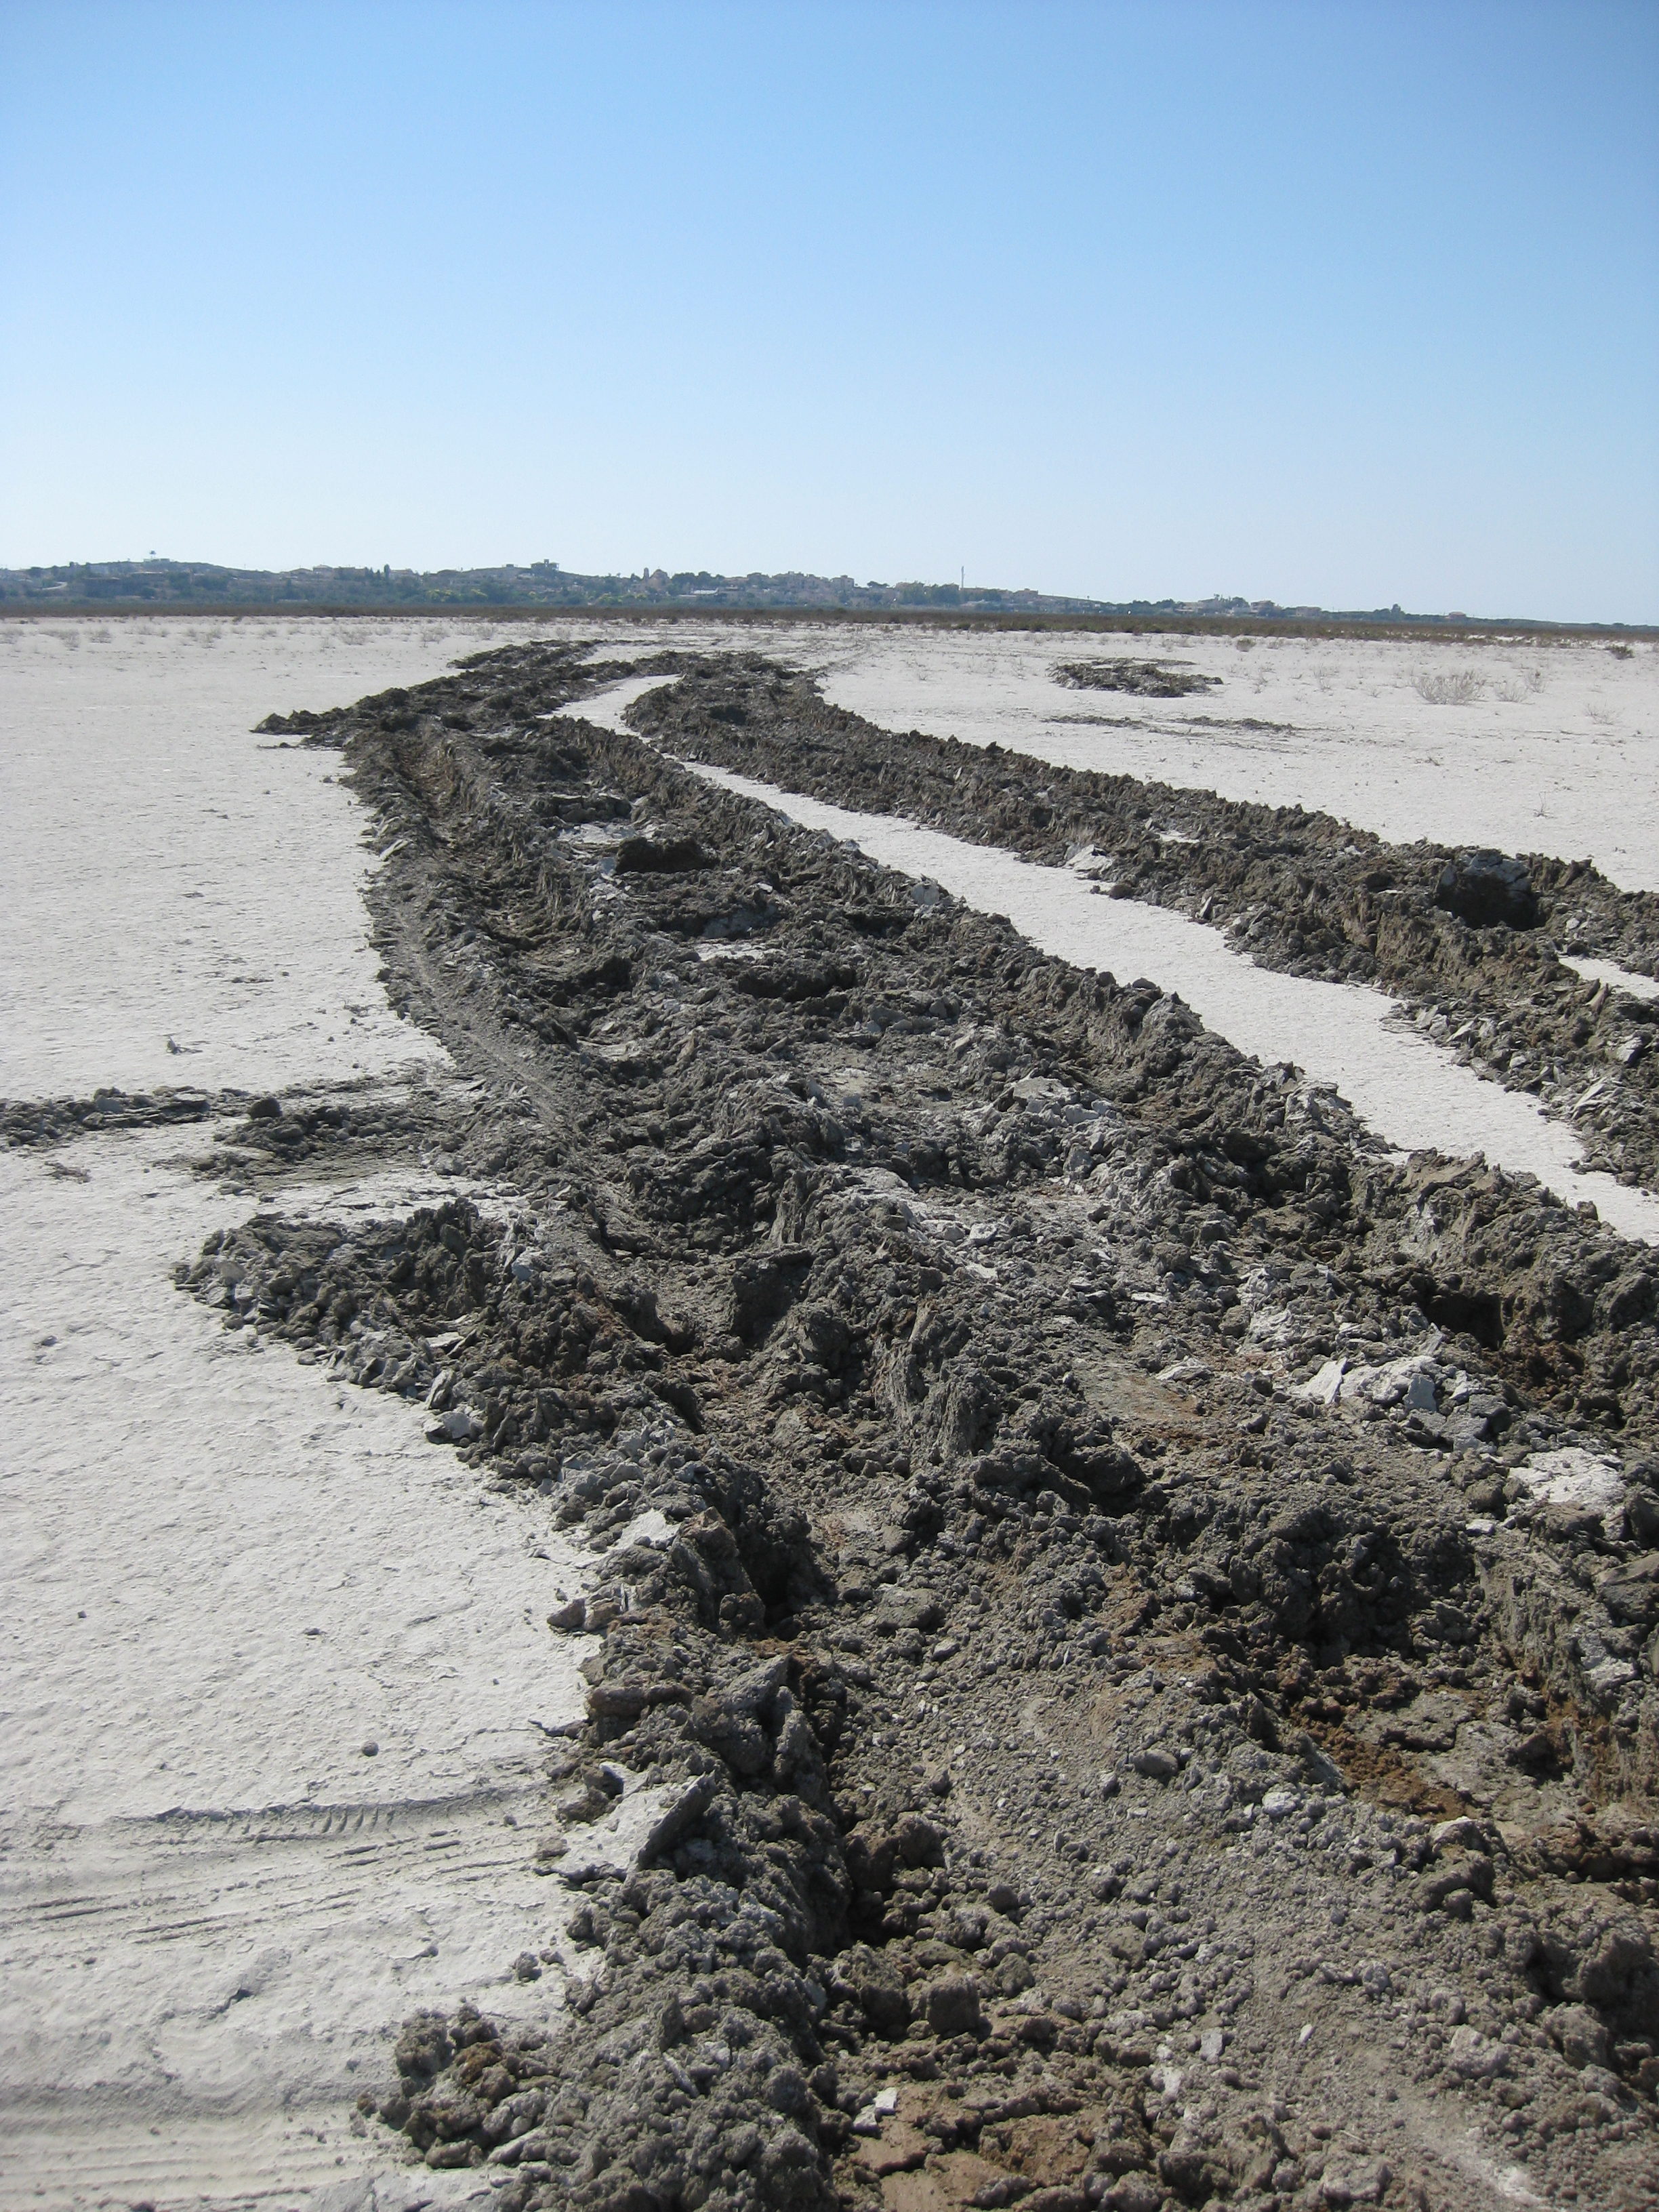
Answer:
0 558 1632 631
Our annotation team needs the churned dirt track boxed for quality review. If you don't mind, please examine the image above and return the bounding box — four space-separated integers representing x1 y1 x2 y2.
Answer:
628 655 1659 1198
129 637 1658 2212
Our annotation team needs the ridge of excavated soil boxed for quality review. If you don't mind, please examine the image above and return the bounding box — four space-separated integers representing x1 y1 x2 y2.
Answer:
625 655 1659 1198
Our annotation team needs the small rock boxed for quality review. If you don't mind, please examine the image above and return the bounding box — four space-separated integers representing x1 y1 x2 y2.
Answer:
1296 1357 1346 1406
1158 1358 1213 1386
1547 2003 1610 2069
838 1946 912 2036
1446 2024 1508 2079
1100 2182 1160 2212
640 1772 718 1860
1599 1551 1659 1622
1429 1816 1488 1857
487 2127 548 2166
1329 2160 1391 2206
586 1679 647 1721
553 1779 611 1825
893 1811 945 1865
1579 2062 1626 2100
1433 850 1539 930
426 2139 483 2169
922 1973 984 2037
1130 1746 1179 1782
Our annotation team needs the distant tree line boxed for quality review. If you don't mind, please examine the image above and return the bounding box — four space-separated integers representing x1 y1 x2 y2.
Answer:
0 559 1641 635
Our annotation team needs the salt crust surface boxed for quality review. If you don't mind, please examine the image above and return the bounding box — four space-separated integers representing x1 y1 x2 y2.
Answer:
0 619 601 2209
0 1138 630 2165
0 615 536 1095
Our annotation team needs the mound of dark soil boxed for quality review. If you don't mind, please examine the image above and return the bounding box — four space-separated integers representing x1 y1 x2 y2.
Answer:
1054 661 1223 699
629 655 1659 1195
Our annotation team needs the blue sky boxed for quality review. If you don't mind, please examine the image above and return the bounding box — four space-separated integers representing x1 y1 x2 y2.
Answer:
2 0 1654 619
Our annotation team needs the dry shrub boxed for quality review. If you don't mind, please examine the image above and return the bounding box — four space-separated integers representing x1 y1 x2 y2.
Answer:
1412 667 1483 704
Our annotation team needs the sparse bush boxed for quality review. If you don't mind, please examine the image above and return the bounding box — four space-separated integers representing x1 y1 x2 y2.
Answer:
1412 667 1483 704
1495 665 1547 703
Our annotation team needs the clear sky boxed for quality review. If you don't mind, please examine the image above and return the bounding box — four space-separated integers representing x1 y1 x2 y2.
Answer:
2 0 1654 619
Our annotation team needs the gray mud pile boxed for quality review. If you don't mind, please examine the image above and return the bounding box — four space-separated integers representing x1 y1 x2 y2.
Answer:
1054 661 1223 700
167 642 1659 2211
627 657 1659 1195
0 1084 213 1145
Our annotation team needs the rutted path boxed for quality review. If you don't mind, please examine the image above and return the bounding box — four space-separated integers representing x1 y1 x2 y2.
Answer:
623 655 1659 1199
251 641 1657 2212
570 674 1659 1246
685 764 1659 1246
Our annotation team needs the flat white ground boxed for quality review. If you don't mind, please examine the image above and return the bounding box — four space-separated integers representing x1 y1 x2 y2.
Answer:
0 1135 617 2207
0 615 521 1096
0 619 645 2211
811 626 1659 894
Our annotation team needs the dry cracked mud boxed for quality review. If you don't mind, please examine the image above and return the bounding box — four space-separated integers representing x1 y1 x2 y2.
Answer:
18 638 1658 2212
